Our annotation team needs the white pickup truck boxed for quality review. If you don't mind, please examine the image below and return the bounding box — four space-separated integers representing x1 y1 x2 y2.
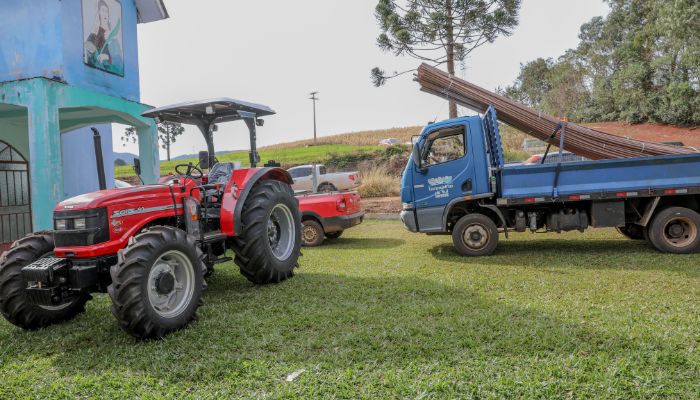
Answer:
288 164 361 192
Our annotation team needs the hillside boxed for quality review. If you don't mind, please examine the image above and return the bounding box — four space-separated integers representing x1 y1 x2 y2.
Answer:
261 126 422 149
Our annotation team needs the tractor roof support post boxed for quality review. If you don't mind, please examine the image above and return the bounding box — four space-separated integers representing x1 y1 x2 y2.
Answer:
240 111 260 168
196 120 216 168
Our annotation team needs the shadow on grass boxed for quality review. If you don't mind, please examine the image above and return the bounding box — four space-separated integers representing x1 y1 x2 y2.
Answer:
428 238 700 276
0 268 689 395
321 237 405 249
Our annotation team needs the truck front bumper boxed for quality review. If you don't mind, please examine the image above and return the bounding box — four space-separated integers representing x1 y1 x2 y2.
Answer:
400 210 418 232
323 211 365 233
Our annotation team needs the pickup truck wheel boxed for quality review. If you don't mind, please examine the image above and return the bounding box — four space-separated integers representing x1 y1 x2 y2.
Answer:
325 230 343 240
0 233 90 330
302 220 325 247
233 180 302 284
616 224 646 240
317 183 337 193
648 207 700 254
452 214 499 257
108 226 206 339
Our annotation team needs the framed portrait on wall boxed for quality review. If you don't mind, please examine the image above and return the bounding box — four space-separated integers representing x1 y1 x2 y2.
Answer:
82 0 124 76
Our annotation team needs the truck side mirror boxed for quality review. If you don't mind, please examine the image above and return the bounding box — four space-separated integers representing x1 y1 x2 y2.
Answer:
412 143 425 173
133 158 142 176
199 151 210 170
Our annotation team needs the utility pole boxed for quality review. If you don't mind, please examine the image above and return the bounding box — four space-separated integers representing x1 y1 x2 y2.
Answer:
309 91 319 144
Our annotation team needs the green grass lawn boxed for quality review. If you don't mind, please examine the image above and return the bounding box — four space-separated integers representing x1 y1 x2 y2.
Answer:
1 221 699 398
115 144 380 178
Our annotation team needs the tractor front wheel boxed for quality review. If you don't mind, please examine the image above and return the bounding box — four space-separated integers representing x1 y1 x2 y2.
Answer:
233 180 302 284
0 233 90 330
108 226 206 339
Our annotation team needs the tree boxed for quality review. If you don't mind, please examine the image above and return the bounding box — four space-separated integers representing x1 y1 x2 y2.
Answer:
120 122 186 161
503 0 700 126
372 0 521 118
158 122 185 161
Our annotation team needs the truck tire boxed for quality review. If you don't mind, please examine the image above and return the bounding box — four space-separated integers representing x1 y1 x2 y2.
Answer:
616 224 646 240
108 226 207 339
452 214 499 256
325 230 344 240
233 180 302 284
302 220 325 247
0 233 90 330
647 207 700 254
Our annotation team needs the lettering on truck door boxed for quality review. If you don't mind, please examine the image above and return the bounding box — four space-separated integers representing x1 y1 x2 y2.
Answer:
413 124 474 232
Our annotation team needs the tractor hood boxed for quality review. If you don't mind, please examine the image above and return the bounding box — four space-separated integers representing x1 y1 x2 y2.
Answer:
55 184 176 212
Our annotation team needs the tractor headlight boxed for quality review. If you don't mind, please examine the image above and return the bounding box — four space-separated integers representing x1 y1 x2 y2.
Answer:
55 219 68 230
73 218 86 230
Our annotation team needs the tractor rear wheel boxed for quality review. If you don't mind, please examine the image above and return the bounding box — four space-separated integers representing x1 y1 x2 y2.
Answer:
108 226 206 339
0 233 89 330
233 180 301 284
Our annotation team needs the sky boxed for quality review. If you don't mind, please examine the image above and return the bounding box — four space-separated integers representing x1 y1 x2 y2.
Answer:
118 0 611 158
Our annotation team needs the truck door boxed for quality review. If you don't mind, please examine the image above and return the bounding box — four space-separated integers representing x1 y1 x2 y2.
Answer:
412 123 474 232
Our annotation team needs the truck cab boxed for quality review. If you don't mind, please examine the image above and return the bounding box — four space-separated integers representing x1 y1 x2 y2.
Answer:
401 111 497 234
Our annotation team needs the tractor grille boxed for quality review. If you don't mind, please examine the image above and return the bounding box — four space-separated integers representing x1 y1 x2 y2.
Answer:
53 207 109 247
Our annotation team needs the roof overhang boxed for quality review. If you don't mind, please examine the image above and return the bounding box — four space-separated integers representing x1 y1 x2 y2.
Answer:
141 98 276 126
135 0 169 24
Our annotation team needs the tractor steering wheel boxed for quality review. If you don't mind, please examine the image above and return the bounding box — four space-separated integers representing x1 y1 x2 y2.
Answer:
175 163 204 180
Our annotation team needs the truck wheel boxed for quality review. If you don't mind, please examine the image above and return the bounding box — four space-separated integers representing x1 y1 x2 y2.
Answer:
233 180 302 284
325 230 344 240
0 233 89 330
616 224 646 240
108 226 206 339
302 220 325 247
317 183 337 193
452 214 499 256
647 207 700 254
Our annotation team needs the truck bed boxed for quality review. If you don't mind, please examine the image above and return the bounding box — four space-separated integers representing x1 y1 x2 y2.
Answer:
500 153 700 204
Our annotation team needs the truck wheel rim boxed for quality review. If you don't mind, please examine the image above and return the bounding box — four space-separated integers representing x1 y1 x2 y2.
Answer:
147 250 195 318
268 204 295 260
463 224 489 249
663 216 697 248
303 224 318 243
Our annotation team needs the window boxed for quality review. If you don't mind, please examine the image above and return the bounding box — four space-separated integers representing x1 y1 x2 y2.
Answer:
319 166 327 175
422 126 466 167
289 167 312 178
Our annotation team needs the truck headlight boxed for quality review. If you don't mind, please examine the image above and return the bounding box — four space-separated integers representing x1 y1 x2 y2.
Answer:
74 218 87 230
402 202 413 210
55 219 68 230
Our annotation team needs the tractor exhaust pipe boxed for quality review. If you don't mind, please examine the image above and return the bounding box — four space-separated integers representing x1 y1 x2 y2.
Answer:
91 127 107 190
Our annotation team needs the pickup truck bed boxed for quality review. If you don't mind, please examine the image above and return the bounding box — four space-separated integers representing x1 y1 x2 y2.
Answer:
499 153 700 205
297 191 364 246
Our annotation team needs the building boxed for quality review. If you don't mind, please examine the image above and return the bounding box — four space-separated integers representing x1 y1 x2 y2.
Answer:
0 0 168 249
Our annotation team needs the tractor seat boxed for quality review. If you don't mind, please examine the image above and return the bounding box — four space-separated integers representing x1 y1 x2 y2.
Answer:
203 162 236 218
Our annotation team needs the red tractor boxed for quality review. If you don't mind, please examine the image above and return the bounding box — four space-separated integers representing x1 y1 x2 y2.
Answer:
0 99 302 339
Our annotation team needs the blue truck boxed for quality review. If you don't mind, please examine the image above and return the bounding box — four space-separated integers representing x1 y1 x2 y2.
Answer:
400 106 700 256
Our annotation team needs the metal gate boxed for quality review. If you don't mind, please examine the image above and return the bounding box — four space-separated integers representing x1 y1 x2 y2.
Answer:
0 141 31 250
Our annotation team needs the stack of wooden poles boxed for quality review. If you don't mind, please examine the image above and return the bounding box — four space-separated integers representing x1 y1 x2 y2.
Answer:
415 63 697 160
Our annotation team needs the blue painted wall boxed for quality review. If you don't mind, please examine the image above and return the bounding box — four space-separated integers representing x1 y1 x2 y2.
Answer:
0 0 141 102
61 124 117 198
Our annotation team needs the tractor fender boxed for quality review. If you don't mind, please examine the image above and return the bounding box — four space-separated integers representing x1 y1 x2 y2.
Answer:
220 167 294 236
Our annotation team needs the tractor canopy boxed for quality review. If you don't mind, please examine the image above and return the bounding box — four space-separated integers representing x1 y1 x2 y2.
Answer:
142 98 276 168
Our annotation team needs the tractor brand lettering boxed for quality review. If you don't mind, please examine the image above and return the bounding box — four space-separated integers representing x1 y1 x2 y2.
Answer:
111 204 182 219
428 176 453 186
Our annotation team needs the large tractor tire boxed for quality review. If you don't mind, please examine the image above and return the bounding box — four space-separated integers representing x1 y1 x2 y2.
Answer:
452 213 499 257
0 233 90 330
108 226 207 339
647 207 700 254
233 180 302 284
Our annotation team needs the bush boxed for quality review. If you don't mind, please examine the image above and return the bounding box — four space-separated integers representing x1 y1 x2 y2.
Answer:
358 167 401 198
